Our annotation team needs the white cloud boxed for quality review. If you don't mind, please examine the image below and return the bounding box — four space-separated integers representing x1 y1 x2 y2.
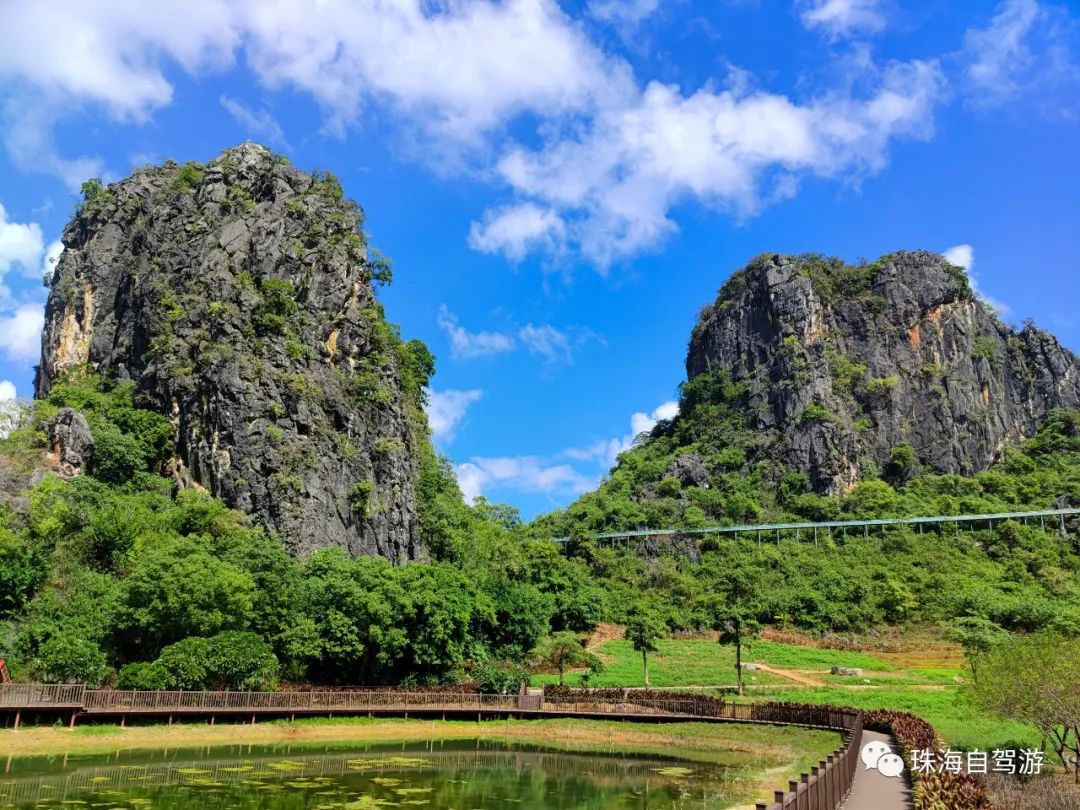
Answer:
0 0 236 188
424 388 483 443
454 397 679 503
438 306 596 365
468 203 566 261
963 0 1041 104
942 244 973 271
0 0 626 185
961 0 1080 113
0 303 44 362
518 323 572 364
480 57 943 266
42 239 63 282
942 244 1011 317
588 0 661 25
0 381 21 439
1 1 951 262
632 400 679 435
220 95 289 149
454 455 596 503
437 306 516 359
0 203 44 277
564 399 679 467
3 103 105 192
798 0 886 38
242 0 628 140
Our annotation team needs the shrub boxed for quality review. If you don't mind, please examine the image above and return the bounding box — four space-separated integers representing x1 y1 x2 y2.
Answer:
253 278 298 336
91 422 144 484
715 446 746 469
33 634 109 685
864 375 900 398
116 661 169 690
801 401 836 425
973 335 999 364
171 161 204 194
474 659 531 694
349 480 376 517
826 345 867 392
78 178 114 217
885 444 917 484
657 476 681 497
0 531 43 617
204 630 279 690
155 636 211 689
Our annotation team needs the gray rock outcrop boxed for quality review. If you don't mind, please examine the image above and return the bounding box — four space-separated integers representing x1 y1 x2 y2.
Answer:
36 143 428 560
686 252 1080 493
48 407 94 479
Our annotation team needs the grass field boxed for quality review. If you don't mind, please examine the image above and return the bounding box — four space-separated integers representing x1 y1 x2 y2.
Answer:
742 688 1037 752
532 637 898 688
534 630 1036 753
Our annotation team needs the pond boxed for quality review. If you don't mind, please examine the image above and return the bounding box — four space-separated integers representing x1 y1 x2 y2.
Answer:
0 740 761 809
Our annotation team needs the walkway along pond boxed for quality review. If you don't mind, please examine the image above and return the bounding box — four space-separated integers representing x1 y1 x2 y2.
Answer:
1 685 870 810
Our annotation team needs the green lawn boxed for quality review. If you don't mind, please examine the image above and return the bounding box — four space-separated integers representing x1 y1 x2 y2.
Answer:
533 637 894 688
744 687 1038 753
533 636 1034 754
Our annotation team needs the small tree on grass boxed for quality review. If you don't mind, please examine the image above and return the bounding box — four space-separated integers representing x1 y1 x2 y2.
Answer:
624 603 667 689
941 616 1007 684
973 633 1080 781
532 631 601 686
700 562 765 697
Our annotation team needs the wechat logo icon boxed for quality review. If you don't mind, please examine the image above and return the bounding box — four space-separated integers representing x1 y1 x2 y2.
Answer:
861 740 905 779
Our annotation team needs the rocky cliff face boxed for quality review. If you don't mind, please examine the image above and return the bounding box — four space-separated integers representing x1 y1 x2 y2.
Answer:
36 143 430 560
686 252 1080 493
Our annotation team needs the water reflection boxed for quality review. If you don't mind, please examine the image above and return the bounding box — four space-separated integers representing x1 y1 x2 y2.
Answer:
0 740 755 809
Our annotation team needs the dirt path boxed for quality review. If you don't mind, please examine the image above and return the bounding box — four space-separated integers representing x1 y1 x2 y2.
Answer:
584 623 624 652
751 664 823 686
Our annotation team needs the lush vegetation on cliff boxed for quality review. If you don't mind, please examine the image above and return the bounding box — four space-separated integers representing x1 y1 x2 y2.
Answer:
2 368 1080 689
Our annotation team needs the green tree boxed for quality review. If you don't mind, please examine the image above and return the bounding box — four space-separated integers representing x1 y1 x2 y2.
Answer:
624 604 667 689
700 560 765 696
116 661 169 690
155 636 211 689
532 631 600 686
973 633 1080 780
204 631 279 690
941 616 1007 683
0 529 43 617
474 658 532 694
31 634 109 685
116 536 255 655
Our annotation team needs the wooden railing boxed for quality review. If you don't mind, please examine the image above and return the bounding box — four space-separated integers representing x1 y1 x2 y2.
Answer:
0 683 86 707
754 713 863 810
83 689 521 713
2 685 866 810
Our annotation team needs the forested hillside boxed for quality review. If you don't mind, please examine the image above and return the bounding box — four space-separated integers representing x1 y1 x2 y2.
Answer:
2 158 1079 691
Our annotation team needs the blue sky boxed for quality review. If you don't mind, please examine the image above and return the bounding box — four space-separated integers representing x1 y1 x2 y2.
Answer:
0 0 1078 518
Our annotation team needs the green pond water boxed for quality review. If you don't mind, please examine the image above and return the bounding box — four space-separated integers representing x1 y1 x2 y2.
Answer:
0 740 759 810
